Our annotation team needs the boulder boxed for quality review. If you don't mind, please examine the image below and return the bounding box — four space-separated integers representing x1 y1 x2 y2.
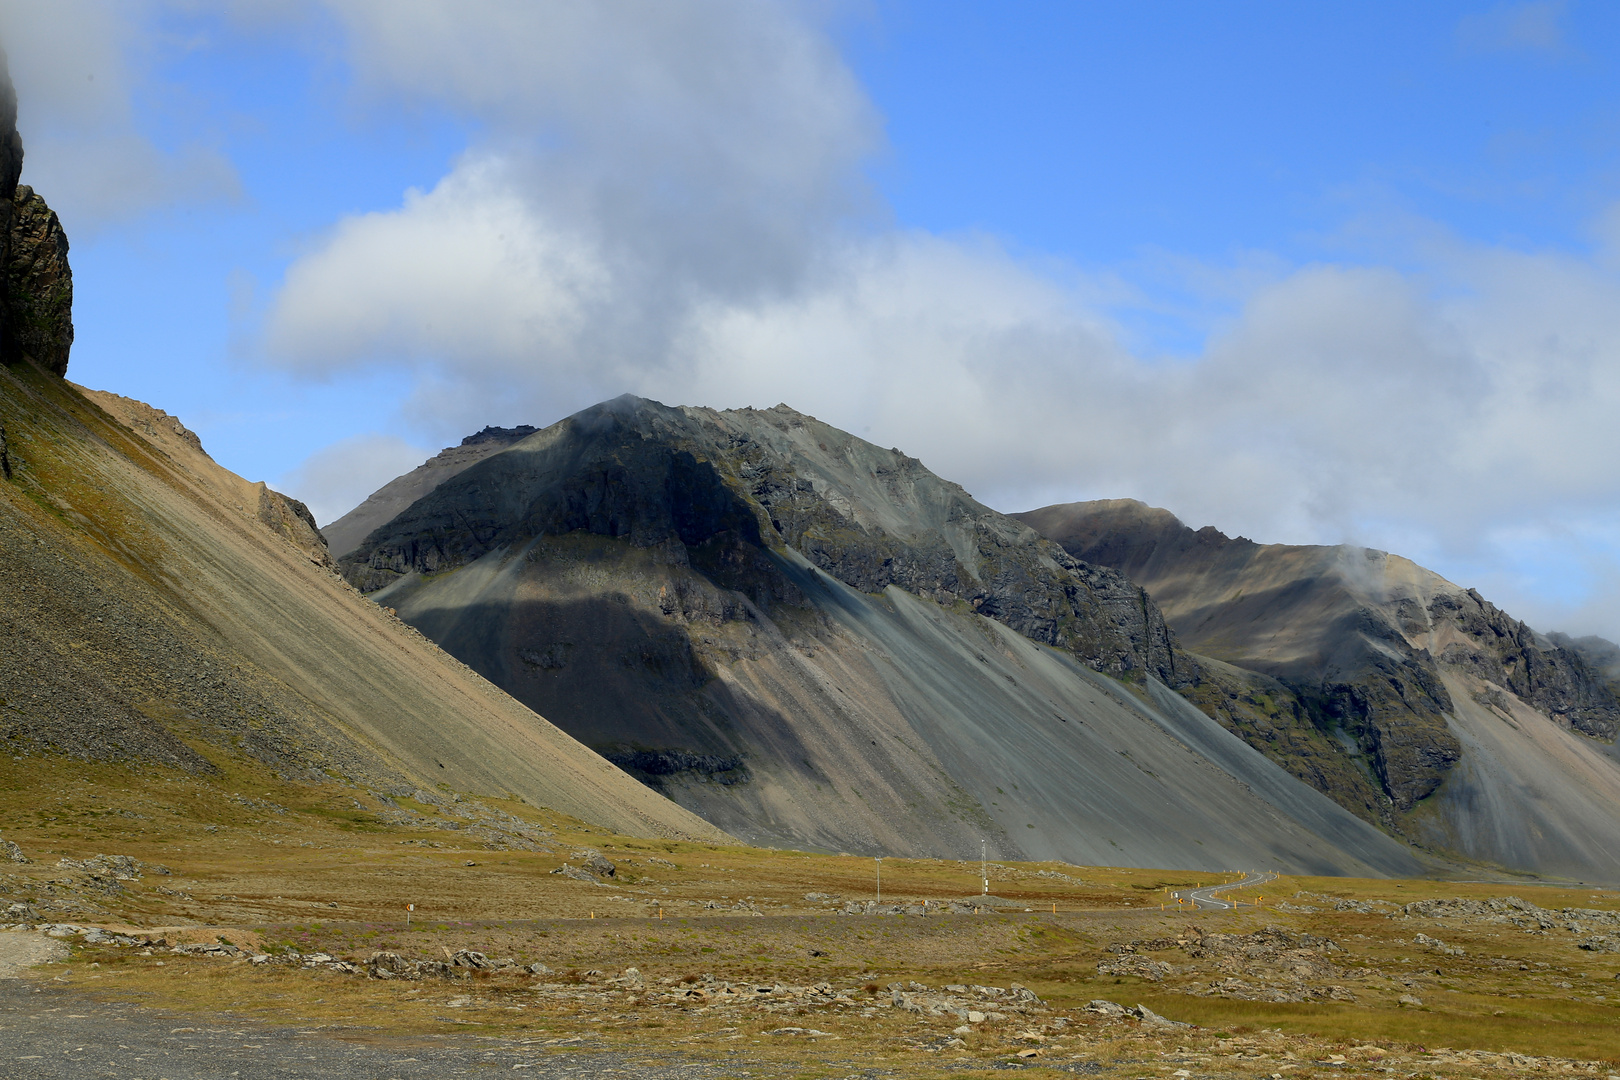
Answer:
367 951 413 979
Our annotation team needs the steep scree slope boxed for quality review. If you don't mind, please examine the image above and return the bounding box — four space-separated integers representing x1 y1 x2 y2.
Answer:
0 365 721 842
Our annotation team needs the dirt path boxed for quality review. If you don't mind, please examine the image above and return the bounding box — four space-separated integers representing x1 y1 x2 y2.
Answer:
0 931 65 979
0 964 769 1080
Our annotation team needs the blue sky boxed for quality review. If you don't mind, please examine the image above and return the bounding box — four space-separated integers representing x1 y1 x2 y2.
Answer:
8 1 1620 640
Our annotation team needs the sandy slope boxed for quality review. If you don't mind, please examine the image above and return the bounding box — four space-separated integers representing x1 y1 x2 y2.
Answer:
0 361 722 842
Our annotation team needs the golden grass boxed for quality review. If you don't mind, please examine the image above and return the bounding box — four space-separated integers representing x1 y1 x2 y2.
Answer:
6 748 1620 1072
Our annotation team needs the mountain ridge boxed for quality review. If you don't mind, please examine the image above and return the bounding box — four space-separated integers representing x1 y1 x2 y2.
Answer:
1015 497 1620 880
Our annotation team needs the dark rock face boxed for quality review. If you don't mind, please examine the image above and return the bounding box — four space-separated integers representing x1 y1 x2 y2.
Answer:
462 424 537 446
1309 648 1459 811
1433 591 1619 741
0 54 72 378
342 397 1193 690
599 747 751 792
2 184 72 375
1180 658 1397 827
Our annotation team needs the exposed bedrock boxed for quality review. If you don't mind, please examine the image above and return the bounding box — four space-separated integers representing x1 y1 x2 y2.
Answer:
0 54 72 377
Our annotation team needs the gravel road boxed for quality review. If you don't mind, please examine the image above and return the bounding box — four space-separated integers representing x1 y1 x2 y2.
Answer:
0 933 760 1080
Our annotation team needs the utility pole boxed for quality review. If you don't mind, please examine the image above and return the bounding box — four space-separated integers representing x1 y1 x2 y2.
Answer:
875 856 884 904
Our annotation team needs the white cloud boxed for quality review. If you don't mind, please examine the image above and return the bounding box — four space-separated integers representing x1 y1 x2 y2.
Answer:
268 157 611 377
252 2 1620 643
320 0 879 298
277 431 430 527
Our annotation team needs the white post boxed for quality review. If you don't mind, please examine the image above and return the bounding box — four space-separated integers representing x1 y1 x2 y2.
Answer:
981 839 988 895
875 856 883 904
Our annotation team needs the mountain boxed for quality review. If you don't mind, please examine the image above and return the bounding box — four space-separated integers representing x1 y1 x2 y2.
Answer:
334 396 1429 877
1014 499 1620 881
322 424 538 559
0 70 718 845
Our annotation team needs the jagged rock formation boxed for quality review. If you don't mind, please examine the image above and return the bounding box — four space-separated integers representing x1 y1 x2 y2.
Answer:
1429 590 1617 742
1016 498 1620 879
3 184 72 374
331 396 1428 875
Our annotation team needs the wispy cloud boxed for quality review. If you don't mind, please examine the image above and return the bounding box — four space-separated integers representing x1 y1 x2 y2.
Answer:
277 431 430 528
1457 1 1567 57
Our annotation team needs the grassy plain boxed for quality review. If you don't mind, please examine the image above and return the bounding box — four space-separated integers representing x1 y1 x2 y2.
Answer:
4 749 1619 1076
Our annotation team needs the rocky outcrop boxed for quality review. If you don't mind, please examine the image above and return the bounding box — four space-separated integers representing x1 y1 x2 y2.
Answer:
3 185 72 375
1430 590 1619 741
1308 650 1459 810
0 56 72 377
1181 657 1396 827
462 424 537 446
256 485 332 568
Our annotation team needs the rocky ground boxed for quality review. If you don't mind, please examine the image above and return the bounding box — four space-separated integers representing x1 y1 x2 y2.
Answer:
4 918 1619 1079
4 874 1620 1078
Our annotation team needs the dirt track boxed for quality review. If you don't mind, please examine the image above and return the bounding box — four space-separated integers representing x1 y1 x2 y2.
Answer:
0 956 754 1080
0 931 64 979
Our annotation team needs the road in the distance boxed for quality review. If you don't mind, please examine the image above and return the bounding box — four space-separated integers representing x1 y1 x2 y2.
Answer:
0 976 748 1080
1170 870 1277 911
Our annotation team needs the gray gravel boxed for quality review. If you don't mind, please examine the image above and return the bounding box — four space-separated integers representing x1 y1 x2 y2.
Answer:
0 978 759 1079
